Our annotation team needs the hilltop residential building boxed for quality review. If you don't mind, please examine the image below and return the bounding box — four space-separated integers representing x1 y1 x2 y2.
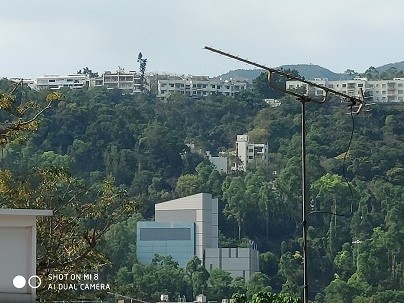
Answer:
234 134 268 171
286 77 404 102
136 193 259 280
24 69 147 93
157 76 248 100
93 69 146 93
28 74 89 90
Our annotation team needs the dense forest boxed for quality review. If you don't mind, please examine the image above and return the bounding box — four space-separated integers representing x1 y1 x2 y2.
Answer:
0 74 403 303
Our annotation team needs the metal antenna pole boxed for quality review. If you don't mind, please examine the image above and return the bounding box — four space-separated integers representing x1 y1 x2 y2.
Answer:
203 46 367 303
301 98 309 303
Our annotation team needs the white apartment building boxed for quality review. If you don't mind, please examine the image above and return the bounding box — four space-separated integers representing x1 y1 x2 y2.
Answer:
157 76 248 100
94 69 145 93
30 74 89 90
286 77 404 102
234 134 268 171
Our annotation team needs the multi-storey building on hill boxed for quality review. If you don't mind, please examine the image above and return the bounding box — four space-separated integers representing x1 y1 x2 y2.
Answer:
28 74 90 90
93 69 146 93
157 76 248 100
286 77 404 102
233 134 268 172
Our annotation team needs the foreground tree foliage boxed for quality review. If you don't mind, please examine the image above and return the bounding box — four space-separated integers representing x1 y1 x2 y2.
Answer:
0 82 138 301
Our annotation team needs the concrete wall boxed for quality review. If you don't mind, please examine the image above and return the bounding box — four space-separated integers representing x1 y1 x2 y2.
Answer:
204 247 259 280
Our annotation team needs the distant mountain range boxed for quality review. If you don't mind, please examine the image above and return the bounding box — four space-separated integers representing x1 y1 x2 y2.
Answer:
218 61 404 82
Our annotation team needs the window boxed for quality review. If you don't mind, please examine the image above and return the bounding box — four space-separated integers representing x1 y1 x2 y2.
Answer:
342 84 347 87
398 90 403 94
139 228 191 241
358 84 363 87
48 79 55 82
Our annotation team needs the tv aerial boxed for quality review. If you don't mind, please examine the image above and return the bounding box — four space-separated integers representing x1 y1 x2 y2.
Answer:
204 45 368 303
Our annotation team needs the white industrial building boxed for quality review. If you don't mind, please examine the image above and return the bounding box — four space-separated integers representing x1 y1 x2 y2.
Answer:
157 76 248 100
286 77 404 102
234 134 268 171
136 193 259 280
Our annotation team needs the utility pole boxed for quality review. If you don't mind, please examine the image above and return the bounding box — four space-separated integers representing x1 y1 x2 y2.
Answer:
301 98 309 303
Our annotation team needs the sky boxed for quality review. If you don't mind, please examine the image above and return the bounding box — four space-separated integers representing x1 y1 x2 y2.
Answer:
1 0 404 79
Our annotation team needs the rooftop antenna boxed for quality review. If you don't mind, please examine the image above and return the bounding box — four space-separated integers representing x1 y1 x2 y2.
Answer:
204 46 367 303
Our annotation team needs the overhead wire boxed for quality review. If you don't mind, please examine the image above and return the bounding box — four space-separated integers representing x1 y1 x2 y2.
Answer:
305 104 356 220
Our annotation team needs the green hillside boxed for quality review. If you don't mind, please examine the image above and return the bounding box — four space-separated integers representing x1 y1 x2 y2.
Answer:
1 78 404 302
